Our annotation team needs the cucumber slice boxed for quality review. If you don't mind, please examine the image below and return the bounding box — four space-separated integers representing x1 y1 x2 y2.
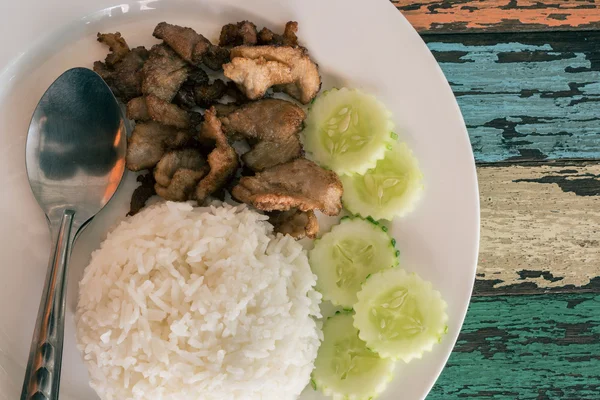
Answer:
309 217 398 308
353 268 448 362
302 88 395 175
312 312 395 400
341 141 423 221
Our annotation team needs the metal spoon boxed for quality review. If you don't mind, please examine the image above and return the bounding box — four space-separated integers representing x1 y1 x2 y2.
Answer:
22 67 126 400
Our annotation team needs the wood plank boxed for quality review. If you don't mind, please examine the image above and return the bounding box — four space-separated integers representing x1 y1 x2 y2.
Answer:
430 293 600 399
395 0 600 34
474 161 600 295
424 31 600 162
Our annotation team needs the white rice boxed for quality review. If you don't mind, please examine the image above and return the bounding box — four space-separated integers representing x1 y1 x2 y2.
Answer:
76 201 322 400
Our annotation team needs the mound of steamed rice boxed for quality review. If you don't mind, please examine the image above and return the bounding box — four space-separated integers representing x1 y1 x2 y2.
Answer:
75 201 322 400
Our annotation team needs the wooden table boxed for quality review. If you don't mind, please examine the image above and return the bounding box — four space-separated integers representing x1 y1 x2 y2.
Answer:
394 1 600 398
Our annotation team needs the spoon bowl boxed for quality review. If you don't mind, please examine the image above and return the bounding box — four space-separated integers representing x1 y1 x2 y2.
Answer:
21 67 126 400
26 67 126 228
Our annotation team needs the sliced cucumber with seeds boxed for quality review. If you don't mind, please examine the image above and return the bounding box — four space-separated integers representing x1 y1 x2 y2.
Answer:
341 141 423 221
309 217 398 308
312 312 395 400
302 88 395 175
354 268 448 362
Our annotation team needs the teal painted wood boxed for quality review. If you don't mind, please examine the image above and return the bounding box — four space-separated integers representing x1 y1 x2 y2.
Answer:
429 293 600 399
425 32 600 163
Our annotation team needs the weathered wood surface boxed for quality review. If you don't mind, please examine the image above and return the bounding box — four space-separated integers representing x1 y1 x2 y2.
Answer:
394 0 600 34
474 161 600 294
425 31 600 162
396 4 600 398
425 31 600 293
431 293 600 399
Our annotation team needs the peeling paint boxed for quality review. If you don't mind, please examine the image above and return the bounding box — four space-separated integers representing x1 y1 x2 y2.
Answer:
394 0 600 33
426 32 600 162
431 293 600 399
477 163 600 289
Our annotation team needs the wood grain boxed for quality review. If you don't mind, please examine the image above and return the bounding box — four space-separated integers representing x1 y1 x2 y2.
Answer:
475 161 600 294
425 31 600 162
396 6 600 396
430 293 600 398
394 0 600 34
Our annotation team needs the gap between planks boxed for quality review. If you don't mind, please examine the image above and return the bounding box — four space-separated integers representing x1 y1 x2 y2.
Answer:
394 0 600 34
474 160 600 296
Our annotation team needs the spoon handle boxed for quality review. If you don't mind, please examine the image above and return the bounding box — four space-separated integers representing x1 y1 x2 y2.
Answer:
21 210 76 400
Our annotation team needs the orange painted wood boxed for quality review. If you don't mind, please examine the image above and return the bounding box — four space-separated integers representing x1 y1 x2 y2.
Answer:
394 0 600 33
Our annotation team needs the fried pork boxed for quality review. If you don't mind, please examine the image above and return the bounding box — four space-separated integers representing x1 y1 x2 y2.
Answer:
232 158 343 215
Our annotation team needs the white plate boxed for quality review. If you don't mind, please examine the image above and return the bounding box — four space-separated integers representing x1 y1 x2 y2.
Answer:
0 0 479 399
